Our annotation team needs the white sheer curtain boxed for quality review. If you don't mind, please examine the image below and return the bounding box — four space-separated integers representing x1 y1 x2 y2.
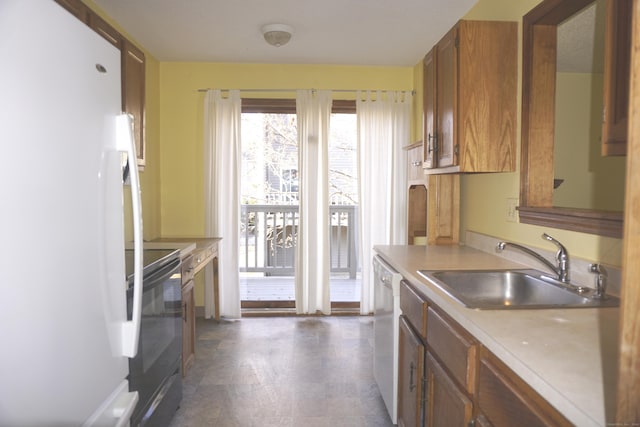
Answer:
295 90 333 315
357 90 411 315
203 89 241 319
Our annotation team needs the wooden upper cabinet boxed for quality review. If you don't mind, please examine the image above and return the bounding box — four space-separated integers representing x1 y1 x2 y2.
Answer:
602 0 632 156
427 174 459 245
423 20 517 174
88 13 122 49
423 49 436 169
122 41 146 168
54 0 90 24
435 26 457 170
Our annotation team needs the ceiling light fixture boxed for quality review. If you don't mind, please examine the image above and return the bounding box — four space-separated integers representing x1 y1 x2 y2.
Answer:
261 24 293 47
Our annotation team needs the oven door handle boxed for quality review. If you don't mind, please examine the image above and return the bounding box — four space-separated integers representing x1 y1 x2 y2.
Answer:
117 114 144 359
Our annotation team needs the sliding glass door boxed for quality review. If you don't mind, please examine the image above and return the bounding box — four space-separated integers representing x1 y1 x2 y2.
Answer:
239 101 361 311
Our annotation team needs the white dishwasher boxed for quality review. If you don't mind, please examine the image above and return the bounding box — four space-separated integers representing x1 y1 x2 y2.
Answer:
373 255 402 424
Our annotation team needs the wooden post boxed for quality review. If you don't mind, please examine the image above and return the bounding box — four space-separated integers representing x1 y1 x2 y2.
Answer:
616 0 640 422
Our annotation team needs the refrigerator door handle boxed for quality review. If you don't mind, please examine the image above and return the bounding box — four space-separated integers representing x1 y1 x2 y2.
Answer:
116 114 143 358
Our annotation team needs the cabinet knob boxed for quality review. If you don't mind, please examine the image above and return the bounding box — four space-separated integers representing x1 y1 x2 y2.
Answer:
412 161 422 167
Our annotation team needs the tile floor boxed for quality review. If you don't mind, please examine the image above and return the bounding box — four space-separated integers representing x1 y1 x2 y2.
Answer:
239 276 361 302
169 316 394 427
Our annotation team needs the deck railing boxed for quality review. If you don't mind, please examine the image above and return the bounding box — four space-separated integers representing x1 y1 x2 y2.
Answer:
240 204 358 278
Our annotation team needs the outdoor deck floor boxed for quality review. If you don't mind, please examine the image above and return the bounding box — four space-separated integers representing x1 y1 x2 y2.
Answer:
240 275 361 302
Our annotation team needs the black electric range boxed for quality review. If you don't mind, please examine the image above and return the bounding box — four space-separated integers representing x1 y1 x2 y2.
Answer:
125 248 180 286
124 247 183 427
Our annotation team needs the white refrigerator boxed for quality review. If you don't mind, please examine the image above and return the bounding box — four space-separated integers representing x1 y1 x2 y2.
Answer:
0 0 144 425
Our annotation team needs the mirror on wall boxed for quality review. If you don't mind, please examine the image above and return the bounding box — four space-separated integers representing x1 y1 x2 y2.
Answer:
552 0 626 212
519 0 630 238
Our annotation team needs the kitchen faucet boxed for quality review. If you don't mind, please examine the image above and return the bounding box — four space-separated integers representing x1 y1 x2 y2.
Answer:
589 263 608 299
496 233 570 283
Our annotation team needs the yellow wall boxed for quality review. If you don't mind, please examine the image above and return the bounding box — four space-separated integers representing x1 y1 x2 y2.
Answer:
158 63 413 237
458 0 623 266
554 72 626 211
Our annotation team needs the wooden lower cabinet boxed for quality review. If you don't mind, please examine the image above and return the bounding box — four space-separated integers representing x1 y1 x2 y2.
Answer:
181 279 195 375
426 352 473 427
474 349 572 427
181 254 196 375
398 281 572 427
398 315 425 427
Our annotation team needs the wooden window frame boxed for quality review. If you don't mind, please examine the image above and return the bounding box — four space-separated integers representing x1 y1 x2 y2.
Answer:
241 98 356 114
519 0 624 238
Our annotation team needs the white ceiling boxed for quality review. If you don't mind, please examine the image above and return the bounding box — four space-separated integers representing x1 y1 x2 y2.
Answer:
91 0 478 66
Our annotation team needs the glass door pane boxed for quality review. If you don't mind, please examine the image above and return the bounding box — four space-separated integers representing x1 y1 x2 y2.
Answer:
328 113 361 305
240 113 298 307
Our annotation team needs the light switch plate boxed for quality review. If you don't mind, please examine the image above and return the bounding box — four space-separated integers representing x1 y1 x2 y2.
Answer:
506 198 518 222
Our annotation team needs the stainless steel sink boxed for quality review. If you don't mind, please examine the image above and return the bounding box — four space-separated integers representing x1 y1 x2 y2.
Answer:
416 269 619 309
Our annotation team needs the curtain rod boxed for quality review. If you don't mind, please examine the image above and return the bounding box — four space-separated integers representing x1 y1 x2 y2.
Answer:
197 88 415 95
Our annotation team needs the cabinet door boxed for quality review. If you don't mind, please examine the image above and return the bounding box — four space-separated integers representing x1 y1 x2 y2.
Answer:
602 0 632 156
122 41 146 168
427 174 460 245
436 26 458 169
181 280 195 375
398 316 425 427
423 49 437 169
477 350 572 427
426 352 473 427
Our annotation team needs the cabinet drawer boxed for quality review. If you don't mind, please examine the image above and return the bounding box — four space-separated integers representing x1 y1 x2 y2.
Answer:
400 281 428 339
426 307 477 394
477 350 572 427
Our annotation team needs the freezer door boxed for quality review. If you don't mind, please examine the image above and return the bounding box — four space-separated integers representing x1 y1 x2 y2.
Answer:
0 1 137 425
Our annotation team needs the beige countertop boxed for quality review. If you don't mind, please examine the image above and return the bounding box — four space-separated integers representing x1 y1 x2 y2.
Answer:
152 237 221 272
374 244 619 427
